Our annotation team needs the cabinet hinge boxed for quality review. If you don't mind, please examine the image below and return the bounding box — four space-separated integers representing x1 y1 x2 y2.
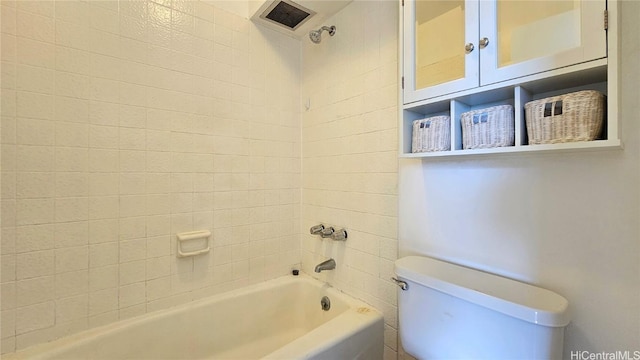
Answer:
402 76 404 89
401 0 404 6
604 9 608 30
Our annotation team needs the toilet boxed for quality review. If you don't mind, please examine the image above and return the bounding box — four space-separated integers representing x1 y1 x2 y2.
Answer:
394 256 570 360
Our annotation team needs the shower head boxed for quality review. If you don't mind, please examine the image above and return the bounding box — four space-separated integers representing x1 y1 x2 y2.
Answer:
309 25 336 44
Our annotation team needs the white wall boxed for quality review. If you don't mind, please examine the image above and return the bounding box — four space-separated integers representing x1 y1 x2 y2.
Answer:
399 0 640 357
0 0 301 353
300 1 399 359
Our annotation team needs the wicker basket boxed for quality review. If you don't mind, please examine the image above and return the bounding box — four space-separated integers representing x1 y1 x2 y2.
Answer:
411 115 451 153
461 105 515 149
524 90 604 145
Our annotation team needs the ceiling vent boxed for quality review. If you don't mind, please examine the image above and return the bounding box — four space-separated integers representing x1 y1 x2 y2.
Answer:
261 0 316 31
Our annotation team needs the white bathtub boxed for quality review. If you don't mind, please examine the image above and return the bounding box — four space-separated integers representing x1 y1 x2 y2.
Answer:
6 275 384 360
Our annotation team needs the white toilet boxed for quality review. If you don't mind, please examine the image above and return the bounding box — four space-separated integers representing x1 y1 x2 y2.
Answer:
394 256 570 360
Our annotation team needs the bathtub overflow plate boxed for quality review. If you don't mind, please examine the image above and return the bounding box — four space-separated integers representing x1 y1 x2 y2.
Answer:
320 296 331 311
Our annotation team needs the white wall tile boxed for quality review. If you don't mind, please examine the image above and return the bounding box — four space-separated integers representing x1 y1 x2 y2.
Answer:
89 78 119 103
55 46 91 76
55 122 88 148
88 288 118 315
88 3 119 33
1 282 16 311
55 1 90 28
119 127 146 150
118 282 145 308
89 29 120 57
54 222 88 249
16 199 54 226
146 276 171 301
16 276 54 307
146 235 170 257
119 238 146 263
55 295 88 323
16 64 54 94
1 254 16 282
119 260 145 285
119 150 146 172
15 301 54 334
89 173 119 196
16 172 54 199
55 97 89 124
118 217 146 240
88 101 119 126
55 270 88 299
2 0 302 352
16 224 54 253
55 172 88 197
146 256 170 280
1 3 16 35
16 91 54 119
55 246 89 273
89 242 118 269
54 197 88 223
1 309 16 339
89 125 119 149
88 149 119 172
16 37 55 69
89 265 118 291
88 219 118 244
55 72 90 100
88 196 119 220
55 147 88 172
119 195 147 218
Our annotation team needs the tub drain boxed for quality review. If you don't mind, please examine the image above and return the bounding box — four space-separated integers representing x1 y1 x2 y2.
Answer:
320 296 331 311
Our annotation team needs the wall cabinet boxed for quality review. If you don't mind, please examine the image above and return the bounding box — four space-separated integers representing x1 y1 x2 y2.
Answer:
400 0 621 157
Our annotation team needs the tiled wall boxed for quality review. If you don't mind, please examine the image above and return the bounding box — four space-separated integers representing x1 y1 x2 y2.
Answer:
300 1 399 359
0 0 301 353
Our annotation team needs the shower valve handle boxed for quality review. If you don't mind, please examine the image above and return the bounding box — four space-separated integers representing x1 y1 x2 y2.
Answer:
331 229 347 241
310 224 325 235
320 227 335 238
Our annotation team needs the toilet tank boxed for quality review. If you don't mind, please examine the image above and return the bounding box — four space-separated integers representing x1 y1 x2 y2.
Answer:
394 256 570 360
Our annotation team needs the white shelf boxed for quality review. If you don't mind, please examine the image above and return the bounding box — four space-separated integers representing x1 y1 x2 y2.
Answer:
400 139 622 159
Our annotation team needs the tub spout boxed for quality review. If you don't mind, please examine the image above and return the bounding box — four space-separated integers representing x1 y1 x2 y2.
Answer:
314 258 336 273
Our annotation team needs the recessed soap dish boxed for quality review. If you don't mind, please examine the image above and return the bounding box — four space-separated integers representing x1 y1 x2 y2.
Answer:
176 230 211 258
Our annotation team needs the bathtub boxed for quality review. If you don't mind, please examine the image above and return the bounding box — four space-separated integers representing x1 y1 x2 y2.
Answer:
6 275 384 360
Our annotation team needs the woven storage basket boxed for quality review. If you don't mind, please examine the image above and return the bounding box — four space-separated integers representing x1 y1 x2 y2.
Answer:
461 105 515 149
524 90 604 144
411 115 451 153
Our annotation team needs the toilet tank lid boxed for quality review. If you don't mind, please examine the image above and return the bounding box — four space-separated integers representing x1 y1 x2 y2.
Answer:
394 256 570 327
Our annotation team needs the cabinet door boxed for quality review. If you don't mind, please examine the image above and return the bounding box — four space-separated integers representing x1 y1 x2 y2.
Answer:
479 0 607 86
403 0 479 104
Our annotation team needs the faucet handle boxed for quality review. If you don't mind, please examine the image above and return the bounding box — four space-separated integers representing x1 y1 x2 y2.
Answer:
320 227 335 238
310 224 325 235
331 228 347 241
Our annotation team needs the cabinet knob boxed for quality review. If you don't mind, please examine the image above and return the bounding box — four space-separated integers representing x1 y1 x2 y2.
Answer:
464 42 474 54
479 37 490 48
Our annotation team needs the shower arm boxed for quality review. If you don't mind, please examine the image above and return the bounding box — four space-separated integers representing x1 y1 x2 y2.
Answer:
318 26 336 36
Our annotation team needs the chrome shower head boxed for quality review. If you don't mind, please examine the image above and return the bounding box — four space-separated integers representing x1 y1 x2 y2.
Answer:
309 25 336 44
